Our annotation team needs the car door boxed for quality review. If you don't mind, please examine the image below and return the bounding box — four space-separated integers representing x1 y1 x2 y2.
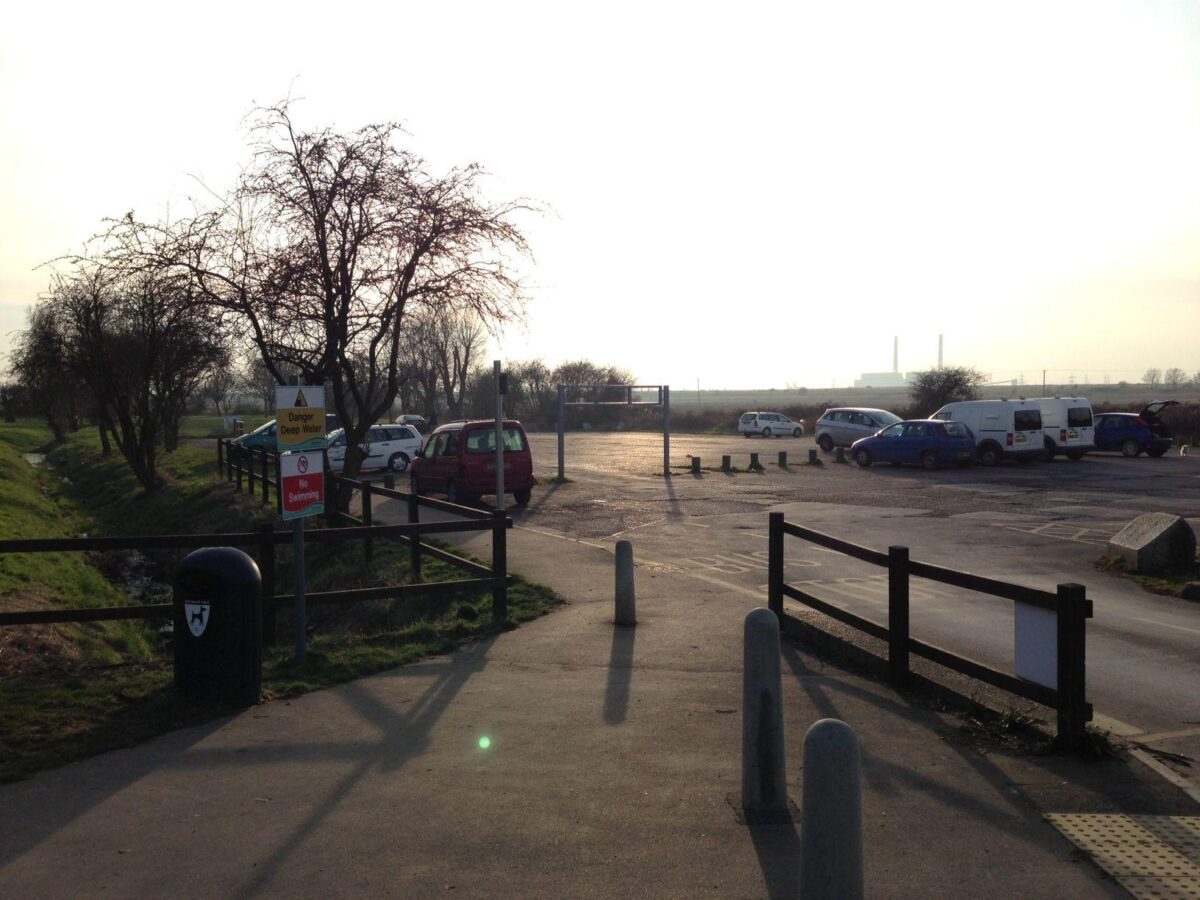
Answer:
1093 415 1116 451
326 431 348 472
872 423 904 462
900 422 934 464
421 432 448 489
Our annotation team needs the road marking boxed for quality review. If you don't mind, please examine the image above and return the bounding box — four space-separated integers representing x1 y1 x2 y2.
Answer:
1128 749 1200 805
512 524 610 551
1125 616 1200 637
1135 726 1200 743
608 516 666 538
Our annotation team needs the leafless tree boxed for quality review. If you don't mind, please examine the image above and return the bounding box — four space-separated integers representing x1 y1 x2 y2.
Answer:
136 102 533 489
9 304 74 441
1144 367 1162 387
1164 367 1187 390
201 366 240 415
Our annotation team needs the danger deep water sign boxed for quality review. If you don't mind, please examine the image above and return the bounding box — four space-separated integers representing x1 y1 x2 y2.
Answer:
275 385 326 452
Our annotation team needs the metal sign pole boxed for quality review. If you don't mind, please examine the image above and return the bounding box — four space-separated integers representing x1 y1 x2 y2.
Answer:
663 385 671 477
494 360 505 511
293 518 306 659
557 384 566 480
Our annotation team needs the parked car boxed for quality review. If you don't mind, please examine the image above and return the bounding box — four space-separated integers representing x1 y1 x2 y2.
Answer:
410 419 535 505
929 399 1043 466
814 408 902 452
739 411 805 438
326 424 423 473
231 419 278 451
850 419 976 469
1031 396 1094 460
393 413 429 434
1093 401 1178 458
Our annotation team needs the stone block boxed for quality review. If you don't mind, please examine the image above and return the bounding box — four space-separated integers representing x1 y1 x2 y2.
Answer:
1108 513 1197 575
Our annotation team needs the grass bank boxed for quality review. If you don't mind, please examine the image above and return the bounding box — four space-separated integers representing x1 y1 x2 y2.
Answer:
0 420 563 782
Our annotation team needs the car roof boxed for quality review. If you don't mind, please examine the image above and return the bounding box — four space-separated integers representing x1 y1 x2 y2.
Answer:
825 407 895 415
430 419 524 434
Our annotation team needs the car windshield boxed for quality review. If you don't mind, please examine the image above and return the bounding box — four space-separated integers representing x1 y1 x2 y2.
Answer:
942 422 970 437
875 411 902 426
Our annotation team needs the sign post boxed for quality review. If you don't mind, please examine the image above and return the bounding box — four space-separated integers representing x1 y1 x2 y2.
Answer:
494 360 505 512
275 386 327 660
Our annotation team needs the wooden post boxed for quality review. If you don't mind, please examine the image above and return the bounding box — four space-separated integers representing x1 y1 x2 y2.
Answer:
274 454 283 515
492 510 508 622
226 442 235 480
768 512 784 619
809 448 818 464
362 480 373 564
260 450 270 504
778 450 787 467
247 447 256 495
835 447 845 464
721 454 732 472
749 452 761 470
888 546 910 685
260 523 276 647
1056 583 1091 751
407 490 422 581
383 473 394 491
217 439 224 473
691 456 701 475
235 446 243 492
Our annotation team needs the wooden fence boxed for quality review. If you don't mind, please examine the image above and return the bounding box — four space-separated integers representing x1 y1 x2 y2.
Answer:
767 511 1092 749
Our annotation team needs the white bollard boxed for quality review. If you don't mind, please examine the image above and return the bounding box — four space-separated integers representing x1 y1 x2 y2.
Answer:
615 540 636 626
741 607 787 814
800 718 864 900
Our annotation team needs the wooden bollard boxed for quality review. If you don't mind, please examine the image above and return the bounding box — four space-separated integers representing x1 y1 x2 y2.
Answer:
750 452 761 470
722 454 732 472
742 608 787 815
691 456 701 475
835 447 846 463
809 448 819 464
778 451 787 466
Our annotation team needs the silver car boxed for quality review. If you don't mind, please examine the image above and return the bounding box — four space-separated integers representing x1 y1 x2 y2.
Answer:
814 407 902 451
327 424 424 473
739 411 806 438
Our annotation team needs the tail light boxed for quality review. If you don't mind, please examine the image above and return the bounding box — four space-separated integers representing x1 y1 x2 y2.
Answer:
1060 429 1067 443
1006 432 1013 446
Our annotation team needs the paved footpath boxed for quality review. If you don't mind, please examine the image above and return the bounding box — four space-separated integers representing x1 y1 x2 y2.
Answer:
2 501 1181 897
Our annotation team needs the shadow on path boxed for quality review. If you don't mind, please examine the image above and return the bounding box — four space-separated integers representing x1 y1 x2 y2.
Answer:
747 810 802 899
603 624 636 724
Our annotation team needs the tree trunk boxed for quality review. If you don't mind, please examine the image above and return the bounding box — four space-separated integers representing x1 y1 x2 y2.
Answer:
98 423 111 455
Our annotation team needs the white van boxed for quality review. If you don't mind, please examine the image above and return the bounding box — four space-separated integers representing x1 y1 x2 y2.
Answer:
1030 397 1095 460
930 399 1044 466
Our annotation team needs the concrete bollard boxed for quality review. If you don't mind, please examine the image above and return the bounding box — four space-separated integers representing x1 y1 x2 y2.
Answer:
742 608 787 815
615 540 636 626
809 448 818 464
691 456 701 475
835 447 846 464
800 719 864 900
722 454 732 472
778 450 787 467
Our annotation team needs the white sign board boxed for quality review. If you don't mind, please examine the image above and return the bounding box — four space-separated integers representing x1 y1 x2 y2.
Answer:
1014 602 1057 689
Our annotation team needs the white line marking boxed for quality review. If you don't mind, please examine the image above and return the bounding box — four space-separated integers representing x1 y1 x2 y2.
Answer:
1124 616 1200 637
1128 748 1200 805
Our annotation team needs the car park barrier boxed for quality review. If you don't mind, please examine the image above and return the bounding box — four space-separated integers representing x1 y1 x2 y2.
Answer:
834 447 846 463
808 449 819 465
800 719 863 900
778 451 787 467
691 456 701 475
749 452 763 471
767 512 1093 751
722 454 732 472
742 608 787 815
615 540 636 626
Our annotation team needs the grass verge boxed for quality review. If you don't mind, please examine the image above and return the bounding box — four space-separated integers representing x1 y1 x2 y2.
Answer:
1094 554 1200 600
0 420 564 783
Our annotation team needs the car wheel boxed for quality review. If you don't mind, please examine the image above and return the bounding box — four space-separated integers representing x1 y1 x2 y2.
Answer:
793 428 802 438
514 488 531 505
1147 447 1167 458
743 431 751 438
1044 439 1056 462
762 427 771 438
921 450 939 470
979 444 1001 467
388 452 410 473
818 435 834 453
854 448 872 468
1121 438 1142 458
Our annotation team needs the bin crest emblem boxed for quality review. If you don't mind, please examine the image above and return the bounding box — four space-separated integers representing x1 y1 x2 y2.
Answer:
185 600 211 637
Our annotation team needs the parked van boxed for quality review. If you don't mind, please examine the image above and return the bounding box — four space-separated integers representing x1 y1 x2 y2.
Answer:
1030 397 1094 460
409 419 535 505
930 399 1043 465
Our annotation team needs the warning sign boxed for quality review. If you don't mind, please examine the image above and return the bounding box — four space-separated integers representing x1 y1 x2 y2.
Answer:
275 385 326 452
280 452 325 521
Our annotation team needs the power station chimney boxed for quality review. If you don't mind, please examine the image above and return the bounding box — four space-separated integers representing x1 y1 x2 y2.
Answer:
893 336 898 374
938 334 943 368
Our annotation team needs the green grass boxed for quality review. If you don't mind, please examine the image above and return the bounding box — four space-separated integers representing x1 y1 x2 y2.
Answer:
1095 554 1200 599
178 414 272 440
0 420 564 783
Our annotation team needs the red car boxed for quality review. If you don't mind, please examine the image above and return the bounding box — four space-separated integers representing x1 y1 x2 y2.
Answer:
410 419 535 505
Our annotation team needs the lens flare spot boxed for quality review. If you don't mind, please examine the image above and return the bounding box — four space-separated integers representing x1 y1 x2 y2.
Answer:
478 736 491 750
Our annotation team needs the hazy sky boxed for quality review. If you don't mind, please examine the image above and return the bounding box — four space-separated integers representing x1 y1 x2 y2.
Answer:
3 0 1200 389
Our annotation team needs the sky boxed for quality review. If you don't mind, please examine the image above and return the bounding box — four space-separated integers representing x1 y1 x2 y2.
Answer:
3 0 1200 390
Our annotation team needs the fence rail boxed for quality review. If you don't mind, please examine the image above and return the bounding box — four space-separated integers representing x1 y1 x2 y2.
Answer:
768 512 1092 749
0 447 513 637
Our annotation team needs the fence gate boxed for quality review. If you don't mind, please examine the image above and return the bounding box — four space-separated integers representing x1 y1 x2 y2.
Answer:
556 384 670 478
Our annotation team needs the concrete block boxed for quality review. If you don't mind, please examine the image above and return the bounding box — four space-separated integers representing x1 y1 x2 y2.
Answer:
1108 513 1196 575
1182 582 1200 602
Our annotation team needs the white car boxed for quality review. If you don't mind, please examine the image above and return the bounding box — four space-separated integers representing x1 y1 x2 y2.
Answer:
326 424 423 473
739 411 806 437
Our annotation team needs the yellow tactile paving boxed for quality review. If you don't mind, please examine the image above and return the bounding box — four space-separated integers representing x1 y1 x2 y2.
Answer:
1047 814 1200 898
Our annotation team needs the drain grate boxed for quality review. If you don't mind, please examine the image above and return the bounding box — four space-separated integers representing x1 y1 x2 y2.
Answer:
1047 814 1200 899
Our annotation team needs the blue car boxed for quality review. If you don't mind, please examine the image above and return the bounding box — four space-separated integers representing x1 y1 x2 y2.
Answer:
1093 401 1178 458
851 419 976 470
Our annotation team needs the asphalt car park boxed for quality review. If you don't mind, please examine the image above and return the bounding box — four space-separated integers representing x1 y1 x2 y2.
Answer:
454 431 1200 793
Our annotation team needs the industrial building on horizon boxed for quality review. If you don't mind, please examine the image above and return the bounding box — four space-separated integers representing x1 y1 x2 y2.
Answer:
853 335 943 388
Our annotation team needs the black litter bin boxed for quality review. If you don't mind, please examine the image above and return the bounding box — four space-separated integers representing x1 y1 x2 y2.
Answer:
174 547 262 706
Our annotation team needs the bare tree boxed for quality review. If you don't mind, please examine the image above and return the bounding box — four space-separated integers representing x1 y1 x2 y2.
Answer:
9 304 74 441
201 366 240 415
135 102 532 491
1144 367 1162 387
420 308 487 421
1164 367 1187 390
